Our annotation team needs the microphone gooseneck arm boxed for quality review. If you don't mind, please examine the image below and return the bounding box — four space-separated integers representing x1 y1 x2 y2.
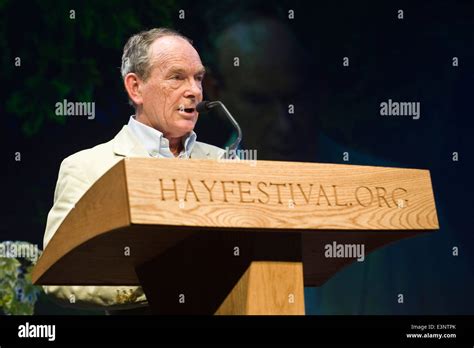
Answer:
196 101 242 157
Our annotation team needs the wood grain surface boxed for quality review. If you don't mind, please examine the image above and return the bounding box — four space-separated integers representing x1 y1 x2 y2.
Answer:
32 158 439 313
125 158 438 230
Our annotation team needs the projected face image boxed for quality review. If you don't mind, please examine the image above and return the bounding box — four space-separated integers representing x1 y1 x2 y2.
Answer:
136 36 206 138
213 18 317 161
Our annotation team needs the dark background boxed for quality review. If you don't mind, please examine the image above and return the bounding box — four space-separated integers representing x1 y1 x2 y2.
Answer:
0 0 473 314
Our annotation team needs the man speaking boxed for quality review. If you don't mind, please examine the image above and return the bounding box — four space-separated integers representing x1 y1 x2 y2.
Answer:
43 28 224 312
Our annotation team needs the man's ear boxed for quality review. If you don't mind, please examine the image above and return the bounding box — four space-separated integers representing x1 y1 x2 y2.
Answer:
203 67 221 101
124 73 143 106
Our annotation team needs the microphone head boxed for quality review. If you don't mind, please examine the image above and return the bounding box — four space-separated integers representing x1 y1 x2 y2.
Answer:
196 101 212 113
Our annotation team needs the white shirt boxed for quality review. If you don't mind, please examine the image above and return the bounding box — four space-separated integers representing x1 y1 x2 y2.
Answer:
127 116 197 158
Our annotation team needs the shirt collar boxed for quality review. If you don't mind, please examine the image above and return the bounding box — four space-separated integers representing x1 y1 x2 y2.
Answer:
127 116 197 158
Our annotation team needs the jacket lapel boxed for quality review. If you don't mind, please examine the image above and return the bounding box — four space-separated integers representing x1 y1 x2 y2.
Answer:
113 125 149 158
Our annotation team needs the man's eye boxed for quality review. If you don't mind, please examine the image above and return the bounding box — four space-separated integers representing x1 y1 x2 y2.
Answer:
196 75 204 82
171 75 184 80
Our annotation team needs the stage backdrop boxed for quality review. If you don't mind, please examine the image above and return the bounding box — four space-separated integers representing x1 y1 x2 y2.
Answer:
0 0 472 315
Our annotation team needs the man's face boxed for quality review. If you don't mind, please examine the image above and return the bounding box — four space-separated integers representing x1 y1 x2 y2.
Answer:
138 36 205 138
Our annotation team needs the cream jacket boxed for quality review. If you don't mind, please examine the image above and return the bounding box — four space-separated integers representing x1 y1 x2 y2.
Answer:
42 125 224 310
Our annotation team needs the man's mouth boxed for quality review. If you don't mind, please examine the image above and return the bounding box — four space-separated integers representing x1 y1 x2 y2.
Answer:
177 106 196 116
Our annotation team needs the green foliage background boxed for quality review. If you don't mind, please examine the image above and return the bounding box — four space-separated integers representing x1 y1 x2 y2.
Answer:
0 242 42 315
1 0 178 137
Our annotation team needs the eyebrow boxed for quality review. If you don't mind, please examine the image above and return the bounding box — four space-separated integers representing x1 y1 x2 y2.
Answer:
167 66 206 75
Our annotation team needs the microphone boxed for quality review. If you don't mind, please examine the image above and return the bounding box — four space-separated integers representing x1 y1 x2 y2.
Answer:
196 101 242 158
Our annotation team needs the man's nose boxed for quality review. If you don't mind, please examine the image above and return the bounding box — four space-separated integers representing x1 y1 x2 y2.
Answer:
184 78 202 99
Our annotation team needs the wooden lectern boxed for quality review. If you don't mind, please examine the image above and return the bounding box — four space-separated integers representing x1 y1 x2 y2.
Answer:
32 158 439 315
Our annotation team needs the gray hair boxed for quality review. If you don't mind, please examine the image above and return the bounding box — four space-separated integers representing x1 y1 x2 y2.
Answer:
121 28 192 106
